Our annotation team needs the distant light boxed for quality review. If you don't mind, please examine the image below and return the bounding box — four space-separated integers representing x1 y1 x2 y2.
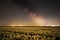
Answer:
51 25 58 27
10 24 23 26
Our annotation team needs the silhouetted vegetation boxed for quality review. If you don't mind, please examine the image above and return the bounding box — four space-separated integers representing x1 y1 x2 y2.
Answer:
0 26 60 40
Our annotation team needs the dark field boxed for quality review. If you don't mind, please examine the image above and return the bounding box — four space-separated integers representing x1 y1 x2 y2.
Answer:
0 26 60 40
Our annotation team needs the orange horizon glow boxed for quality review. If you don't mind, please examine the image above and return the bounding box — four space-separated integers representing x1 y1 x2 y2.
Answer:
2 13 60 26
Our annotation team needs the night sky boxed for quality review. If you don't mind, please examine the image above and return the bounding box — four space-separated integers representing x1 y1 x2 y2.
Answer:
0 0 60 26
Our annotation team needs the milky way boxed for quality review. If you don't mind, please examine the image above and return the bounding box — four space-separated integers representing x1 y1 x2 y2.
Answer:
0 0 60 26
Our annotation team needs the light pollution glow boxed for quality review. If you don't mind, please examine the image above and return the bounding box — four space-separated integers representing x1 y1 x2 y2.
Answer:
8 12 60 26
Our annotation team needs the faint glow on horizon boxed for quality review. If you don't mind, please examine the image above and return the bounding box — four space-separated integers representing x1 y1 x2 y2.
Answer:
10 24 23 26
5 12 60 26
51 25 59 27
